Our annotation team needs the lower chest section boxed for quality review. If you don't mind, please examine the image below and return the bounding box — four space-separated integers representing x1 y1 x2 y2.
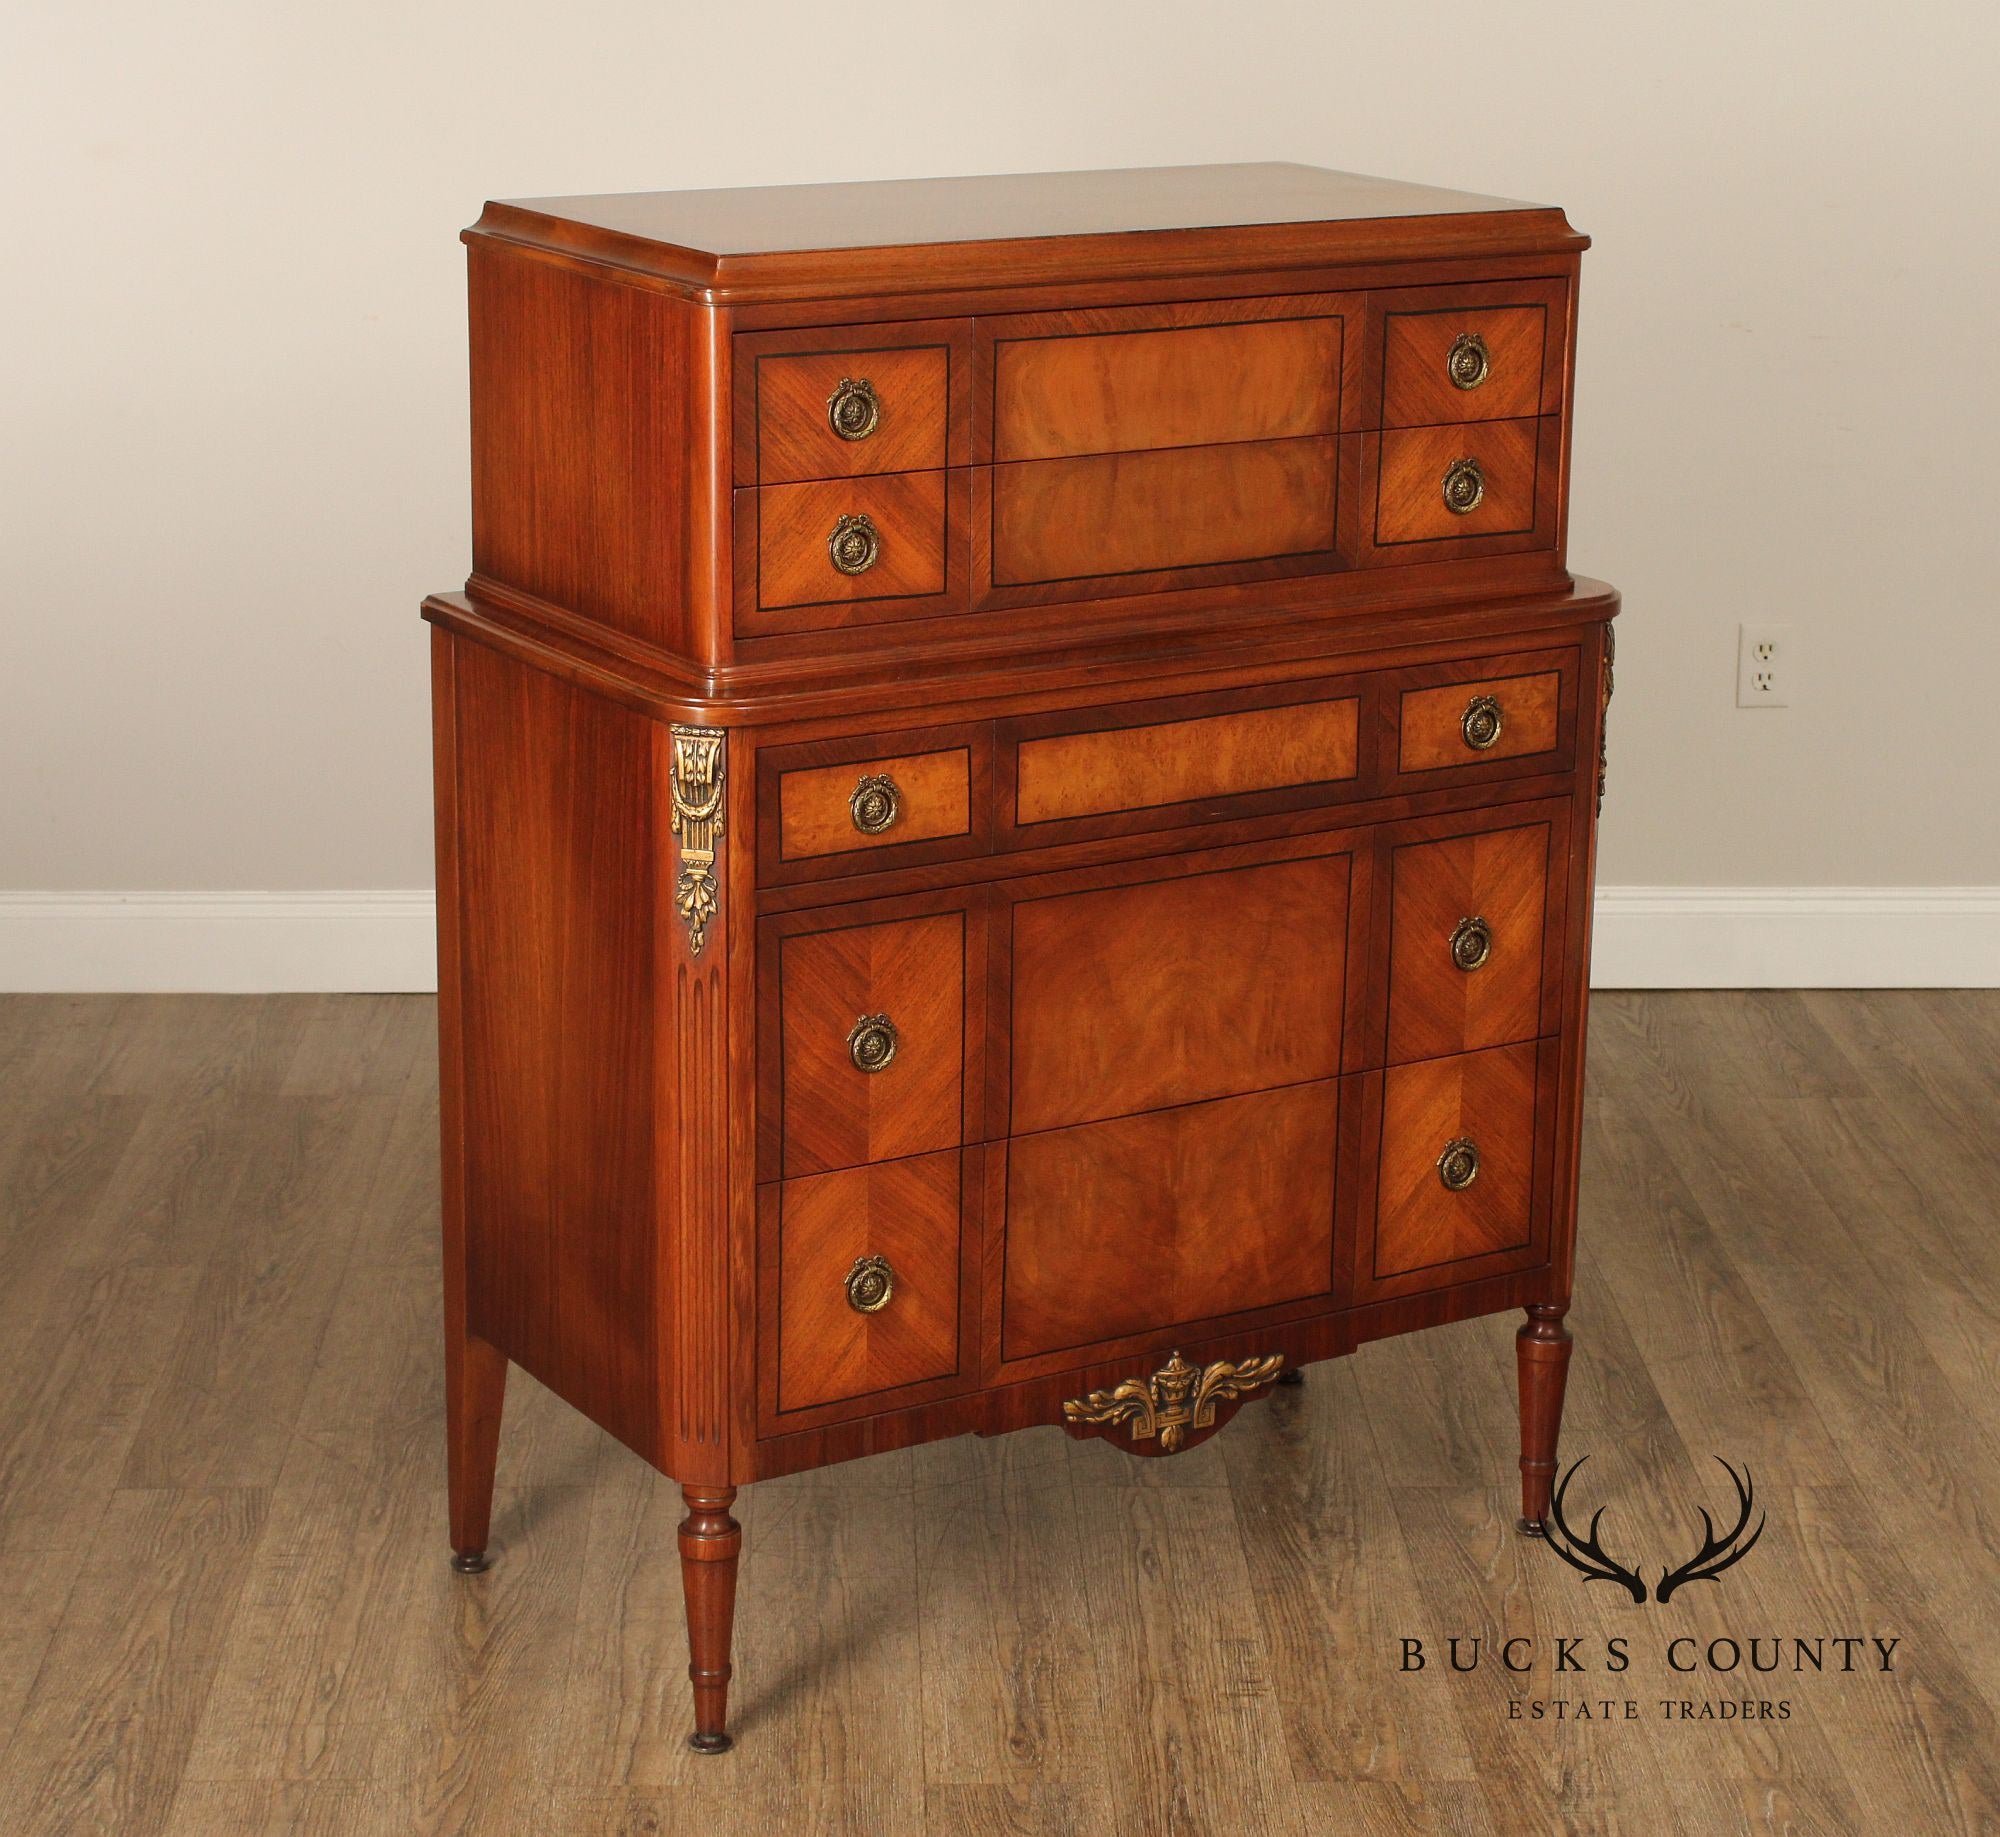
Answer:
748 645 1591 1438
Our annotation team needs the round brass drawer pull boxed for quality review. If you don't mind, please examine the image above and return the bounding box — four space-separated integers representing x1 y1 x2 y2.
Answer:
845 1254 894 1314
1441 456 1486 516
849 772 902 835
1446 331 1491 391
1437 1137 1481 1192
828 513 881 576
827 376 881 442
847 1013 899 1073
1461 694 1504 751
1450 916 1492 972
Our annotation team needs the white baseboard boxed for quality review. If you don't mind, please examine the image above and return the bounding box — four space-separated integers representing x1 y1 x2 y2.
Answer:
0 892 438 994
0 887 1994 994
1589 886 2000 989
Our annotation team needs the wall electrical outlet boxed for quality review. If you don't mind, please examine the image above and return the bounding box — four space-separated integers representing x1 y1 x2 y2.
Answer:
1736 622 1794 707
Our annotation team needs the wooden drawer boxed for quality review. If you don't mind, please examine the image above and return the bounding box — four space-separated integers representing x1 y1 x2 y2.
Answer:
758 721 992 882
988 299 1350 461
759 895 984 1180
997 1082 1339 1366
739 470 954 616
734 318 971 485
761 1149 971 1420
1371 417 1544 548
983 436 1341 597
1005 684 1360 841
1344 1039 1557 1305
1396 657 1571 777
1003 848 1355 1135
1376 281 1562 429
1384 813 1565 1066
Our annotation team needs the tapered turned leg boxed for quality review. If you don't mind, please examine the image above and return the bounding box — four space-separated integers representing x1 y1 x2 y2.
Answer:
446 1329 508 1572
1515 1302 1573 1537
679 1485 741 1753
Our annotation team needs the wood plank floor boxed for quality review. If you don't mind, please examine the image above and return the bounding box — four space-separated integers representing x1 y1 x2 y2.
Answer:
1 992 1996 1835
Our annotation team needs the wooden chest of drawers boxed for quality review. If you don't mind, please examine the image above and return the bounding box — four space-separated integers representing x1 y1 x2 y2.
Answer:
423 163 1615 1752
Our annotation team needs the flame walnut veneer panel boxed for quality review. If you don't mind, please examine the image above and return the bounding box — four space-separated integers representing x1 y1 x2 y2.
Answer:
989 436 1340 586
1007 852 1352 1135
1381 302 1549 429
992 312 1344 461
1001 1082 1340 1363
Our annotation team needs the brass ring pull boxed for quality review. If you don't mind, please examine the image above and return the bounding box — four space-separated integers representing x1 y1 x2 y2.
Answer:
847 1013 899 1073
1437 1137 1481 1192
1461 694 1504 751
828 513 880 576
1450 916 1492 972
827 377 881 441
1447 331 1491 391
845 1254 894 1314
849 773 901 835
1441 457 1485 516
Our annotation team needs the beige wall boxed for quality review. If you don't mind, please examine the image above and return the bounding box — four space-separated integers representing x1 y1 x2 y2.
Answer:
5 0 1995 897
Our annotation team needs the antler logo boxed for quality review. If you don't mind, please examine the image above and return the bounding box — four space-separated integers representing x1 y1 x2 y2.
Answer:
1542 1456 1766 1606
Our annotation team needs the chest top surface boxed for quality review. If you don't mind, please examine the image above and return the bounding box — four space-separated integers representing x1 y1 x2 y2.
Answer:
468 161 1585 302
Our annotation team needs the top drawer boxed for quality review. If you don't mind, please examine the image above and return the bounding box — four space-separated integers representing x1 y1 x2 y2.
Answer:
735 320 973 485
1373 278 1567 429
987 297 1354 461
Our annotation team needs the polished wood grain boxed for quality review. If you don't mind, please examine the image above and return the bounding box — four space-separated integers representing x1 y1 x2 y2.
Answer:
470 162 1586 303
1000 1081 1340 1363
989 436 1339 586
7 994 1999 1832
467 244 721 660
1373 416 1542 545
1013 696 1358 825
1382 301 1548 428
1371 1040 1541 1285
774 909 966 1177
772 1150 963 1413
776 744 973 861
1386 819 1553 1064
749 470 949 609
1006 852 1351 1134
1398 668 1562 772
992 311 1343 460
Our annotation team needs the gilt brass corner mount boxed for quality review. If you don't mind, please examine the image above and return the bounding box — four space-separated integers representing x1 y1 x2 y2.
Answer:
668 725 725 956
1061 1349 1285 1455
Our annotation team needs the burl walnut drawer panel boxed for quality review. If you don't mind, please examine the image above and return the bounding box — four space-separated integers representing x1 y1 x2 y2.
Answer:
759 721 994 883
762 1149 970 1419
986 299 1350 462
1373 279 1565 430
1395 654 1573 779
1344 1038 1559 1305
733 318 974 485
984 436 1340 593
1384 814 1564 1067
1004 849 1354 1135
998 1081 1339 1366
758 894 984 1181
1008 687 1359 837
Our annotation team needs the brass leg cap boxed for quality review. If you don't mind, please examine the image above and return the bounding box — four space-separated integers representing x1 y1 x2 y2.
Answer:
688 1732 732 1755
450 1549 492 1574
1516 1517 1547 1539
